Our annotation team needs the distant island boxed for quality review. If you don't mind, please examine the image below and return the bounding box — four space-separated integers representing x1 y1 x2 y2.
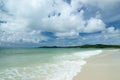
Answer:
39 44 120 48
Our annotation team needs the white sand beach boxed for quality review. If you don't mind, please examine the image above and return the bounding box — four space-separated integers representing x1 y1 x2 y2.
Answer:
74 49 120 80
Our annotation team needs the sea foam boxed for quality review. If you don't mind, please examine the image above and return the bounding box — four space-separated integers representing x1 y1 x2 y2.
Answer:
0 50 102 80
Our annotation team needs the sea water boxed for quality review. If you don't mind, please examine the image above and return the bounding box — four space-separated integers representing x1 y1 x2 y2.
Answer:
0 48 102 80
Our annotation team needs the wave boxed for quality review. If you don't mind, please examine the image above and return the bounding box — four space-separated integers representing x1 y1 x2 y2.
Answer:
0 50 102 80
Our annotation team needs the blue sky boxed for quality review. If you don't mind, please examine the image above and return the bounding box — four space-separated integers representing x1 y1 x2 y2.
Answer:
0 0 120 47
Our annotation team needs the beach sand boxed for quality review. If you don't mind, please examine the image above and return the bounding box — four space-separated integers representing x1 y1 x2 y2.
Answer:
74 49 120 80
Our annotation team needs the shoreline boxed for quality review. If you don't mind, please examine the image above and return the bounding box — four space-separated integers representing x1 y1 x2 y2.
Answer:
73 49 120 80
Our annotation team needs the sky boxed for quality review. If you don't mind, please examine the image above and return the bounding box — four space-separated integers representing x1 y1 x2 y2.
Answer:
0 0 120 47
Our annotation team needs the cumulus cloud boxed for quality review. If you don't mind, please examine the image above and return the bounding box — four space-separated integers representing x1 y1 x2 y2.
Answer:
85 28 120 45
0 0 120 46
102 27 120 34
0 30 47 43
84 17 106 33
77 0 120 10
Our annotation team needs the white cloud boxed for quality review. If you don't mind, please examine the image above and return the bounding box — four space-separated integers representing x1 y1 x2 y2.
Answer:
102 27 120 34
79 28 120 45
55 31 79 38
77 0 120 10
0 0 120 45
0 30 47 43
84 17 106 33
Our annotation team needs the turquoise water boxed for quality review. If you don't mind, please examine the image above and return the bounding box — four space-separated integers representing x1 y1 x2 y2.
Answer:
0 48 102 80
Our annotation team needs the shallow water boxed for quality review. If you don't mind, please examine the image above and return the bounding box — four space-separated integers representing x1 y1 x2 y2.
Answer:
0 48 102 80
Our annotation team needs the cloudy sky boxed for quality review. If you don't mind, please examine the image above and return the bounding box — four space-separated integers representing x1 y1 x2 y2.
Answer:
0 0 120 47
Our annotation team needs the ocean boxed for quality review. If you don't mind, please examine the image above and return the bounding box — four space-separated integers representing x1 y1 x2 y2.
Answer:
0 48 102 80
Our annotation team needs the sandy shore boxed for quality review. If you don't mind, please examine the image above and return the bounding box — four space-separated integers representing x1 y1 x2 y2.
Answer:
74 49 120 80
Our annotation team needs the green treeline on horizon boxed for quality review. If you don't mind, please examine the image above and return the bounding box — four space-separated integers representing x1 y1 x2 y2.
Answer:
39 44 120 48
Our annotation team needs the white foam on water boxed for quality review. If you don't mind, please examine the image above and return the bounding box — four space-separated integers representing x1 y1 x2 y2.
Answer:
0 50 102 80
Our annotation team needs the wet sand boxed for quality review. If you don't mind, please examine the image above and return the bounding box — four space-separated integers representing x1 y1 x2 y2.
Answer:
74 49 120 80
